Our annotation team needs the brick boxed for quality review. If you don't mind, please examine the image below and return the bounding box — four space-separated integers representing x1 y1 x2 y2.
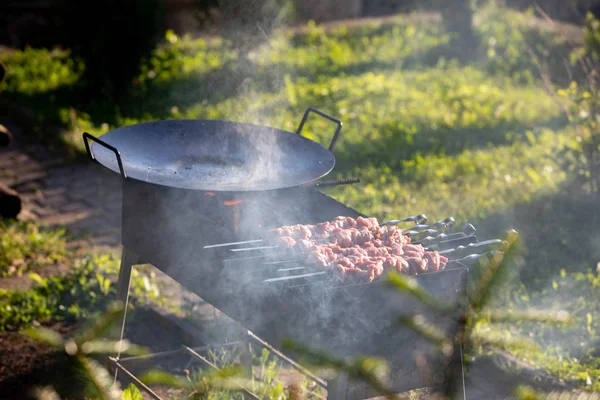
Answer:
42 188 66 197
10 171 46 186
0 153 23 168
12 180 41 193
25 145 51 161
44 175 70 187
17 208 38 222
64 180 96 193
40 212 89 226
81 195 107 208
43 193 69 208
66 239 92 250
32 207 56 218
59 202 91 214
9 153 30 163
90 235 120 247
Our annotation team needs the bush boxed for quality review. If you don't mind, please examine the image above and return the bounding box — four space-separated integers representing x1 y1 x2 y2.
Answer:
59 0 166 100
194 0 294 50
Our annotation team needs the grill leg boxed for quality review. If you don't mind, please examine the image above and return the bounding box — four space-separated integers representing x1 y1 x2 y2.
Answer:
116 248 137 303
458 344 467 400
113 248 138 385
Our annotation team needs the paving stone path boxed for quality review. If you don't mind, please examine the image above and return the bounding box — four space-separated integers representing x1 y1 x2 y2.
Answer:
0 122 122 248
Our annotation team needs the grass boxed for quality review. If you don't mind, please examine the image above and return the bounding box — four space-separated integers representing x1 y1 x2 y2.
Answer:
478 268 600 391
0 221 170 331
1 0 600 395
0 221 66 278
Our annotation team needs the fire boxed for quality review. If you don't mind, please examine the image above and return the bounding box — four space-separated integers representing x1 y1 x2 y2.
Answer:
205 192 216 196
221 199 243 232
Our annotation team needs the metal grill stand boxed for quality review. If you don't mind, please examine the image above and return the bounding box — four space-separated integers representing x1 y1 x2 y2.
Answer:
81 112 505 399
111 228 476 399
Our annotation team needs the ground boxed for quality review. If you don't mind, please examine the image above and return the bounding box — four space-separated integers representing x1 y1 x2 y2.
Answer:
1 3 600 399
0 122 236 398
0 74 576 400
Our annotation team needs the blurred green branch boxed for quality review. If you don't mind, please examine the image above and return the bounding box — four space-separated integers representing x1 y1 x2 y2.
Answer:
23 302 148 400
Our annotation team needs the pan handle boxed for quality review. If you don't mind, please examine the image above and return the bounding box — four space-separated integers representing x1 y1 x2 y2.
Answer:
82 132 127 178
296 107 342 151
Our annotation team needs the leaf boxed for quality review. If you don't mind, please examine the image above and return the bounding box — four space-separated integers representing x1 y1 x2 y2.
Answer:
470 234 522 311
139 370 189 389
78 357 120 400
121 384 143 400
75 301 125 345
397 314 452 354
386 271 447 311
80 339 148 357
207 377 256 392
470 330 539 352
28 273 45 286
23 326 64 349
31 385 61 400
483 309 571 324
209 364 245 380
282 339 396 398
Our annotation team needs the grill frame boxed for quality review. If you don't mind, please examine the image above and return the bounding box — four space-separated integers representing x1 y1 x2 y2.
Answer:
81 116 510 398
110 177 489 399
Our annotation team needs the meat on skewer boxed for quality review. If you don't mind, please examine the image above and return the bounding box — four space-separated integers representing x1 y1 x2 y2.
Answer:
271 216 448 283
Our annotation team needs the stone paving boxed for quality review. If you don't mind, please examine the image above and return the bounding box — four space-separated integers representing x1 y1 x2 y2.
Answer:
0 121 122 248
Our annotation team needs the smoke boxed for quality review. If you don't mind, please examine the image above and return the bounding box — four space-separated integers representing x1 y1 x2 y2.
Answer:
120 2 600 396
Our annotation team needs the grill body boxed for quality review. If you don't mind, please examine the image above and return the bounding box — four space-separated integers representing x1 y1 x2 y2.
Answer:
120 178 366 266
116 178 468 398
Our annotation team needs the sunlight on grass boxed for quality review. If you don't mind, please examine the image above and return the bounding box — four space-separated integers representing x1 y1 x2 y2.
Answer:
1 2 598 392
0 221 66 278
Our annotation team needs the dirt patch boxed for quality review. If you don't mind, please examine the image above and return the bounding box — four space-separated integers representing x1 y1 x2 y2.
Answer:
0 321 79 399
0 307 205 399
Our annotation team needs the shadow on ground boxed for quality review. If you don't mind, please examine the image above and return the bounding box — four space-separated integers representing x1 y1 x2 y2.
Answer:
473 179 600 289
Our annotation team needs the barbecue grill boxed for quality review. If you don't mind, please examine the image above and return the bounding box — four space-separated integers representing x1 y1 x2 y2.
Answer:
83 107 513 399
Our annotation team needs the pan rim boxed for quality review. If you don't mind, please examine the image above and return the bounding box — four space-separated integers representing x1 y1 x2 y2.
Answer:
91 119 336 192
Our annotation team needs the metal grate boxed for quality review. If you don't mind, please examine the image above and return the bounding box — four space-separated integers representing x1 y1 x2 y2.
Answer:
109 331 328 400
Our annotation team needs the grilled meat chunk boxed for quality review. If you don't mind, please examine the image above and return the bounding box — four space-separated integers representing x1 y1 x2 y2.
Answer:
271 216 448 282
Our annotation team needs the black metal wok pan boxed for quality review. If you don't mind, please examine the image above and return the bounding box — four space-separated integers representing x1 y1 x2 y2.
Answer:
82 107 342 191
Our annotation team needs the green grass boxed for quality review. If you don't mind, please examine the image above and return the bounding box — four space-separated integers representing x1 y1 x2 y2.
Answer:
0 221 66 278
478 268 600 391
0 253 170 331
1 1 599 393
0 221 169 331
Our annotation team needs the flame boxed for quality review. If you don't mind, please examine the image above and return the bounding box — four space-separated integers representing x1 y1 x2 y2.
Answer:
205 192 216 196
222 199 243 232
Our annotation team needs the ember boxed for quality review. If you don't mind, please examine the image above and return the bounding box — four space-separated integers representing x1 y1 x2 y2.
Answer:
223 199 243 206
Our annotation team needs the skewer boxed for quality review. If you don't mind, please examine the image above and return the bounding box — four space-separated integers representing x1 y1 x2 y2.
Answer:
264 271 327 283
204 239 263 249
230 245 278 252
205 215 456 250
